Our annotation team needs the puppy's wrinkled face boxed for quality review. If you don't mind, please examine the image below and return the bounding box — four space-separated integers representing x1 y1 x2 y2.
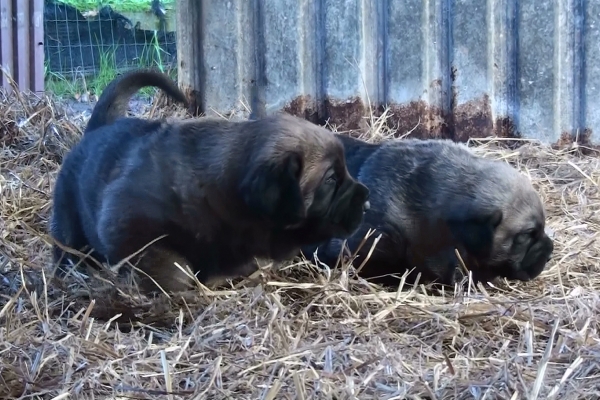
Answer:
238 115 369 236
457 181 554 284
299 136 370 239
483 187 554 282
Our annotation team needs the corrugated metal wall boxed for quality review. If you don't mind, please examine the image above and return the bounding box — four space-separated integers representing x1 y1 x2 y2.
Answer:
0 0 45 94
191 0 596 145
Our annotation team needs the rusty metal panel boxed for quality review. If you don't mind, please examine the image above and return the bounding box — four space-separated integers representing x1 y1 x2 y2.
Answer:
191 0 598 145
0 0 44 94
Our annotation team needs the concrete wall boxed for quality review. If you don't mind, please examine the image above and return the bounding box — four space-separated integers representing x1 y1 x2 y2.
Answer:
194 0 594 145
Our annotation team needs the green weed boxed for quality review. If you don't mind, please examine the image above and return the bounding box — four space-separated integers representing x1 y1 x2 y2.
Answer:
58 0 175 13
45 43 178 101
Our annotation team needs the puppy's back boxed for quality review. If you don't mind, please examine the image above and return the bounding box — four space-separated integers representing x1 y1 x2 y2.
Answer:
334 134 379 178
362 139 524 211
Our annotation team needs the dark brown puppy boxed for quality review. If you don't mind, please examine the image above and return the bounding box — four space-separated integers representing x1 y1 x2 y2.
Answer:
51 68 189 278
50 70 370 293
301 135 554 288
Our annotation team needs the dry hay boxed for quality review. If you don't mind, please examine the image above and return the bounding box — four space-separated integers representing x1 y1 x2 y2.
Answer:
1 87 599 400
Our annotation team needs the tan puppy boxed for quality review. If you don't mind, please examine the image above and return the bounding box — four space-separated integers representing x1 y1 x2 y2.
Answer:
50 70 370 293
301 136 554 287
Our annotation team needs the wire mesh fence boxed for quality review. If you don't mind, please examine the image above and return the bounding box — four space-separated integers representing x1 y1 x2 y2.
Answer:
43 0 177 96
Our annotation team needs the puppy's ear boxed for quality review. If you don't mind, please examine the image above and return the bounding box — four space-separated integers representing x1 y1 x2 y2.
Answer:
240 152 306 226
447 208 502 258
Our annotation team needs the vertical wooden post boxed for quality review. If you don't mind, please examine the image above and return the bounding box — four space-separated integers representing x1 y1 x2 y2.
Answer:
15 0 31 91
32 0 45 94
176 0 205 116
0 0 14 92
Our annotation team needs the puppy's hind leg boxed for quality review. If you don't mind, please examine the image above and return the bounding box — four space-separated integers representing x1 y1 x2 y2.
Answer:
50 180 98 277
96 188 195 294
200 260 261 288
413 248 464 288
129 245 196 294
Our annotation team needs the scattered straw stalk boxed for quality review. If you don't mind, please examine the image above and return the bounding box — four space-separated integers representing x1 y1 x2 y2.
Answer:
1 89 600 399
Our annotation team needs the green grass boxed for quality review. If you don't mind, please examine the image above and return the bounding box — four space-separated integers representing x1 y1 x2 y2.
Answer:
45 40 177 101
45 1 176 101
59 0 176 13
45 66 178 101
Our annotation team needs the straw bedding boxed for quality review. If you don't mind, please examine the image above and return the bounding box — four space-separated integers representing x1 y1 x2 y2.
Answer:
1 88 599 400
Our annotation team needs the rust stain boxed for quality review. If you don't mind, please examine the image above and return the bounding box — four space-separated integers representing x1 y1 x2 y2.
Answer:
552 128 599 154
385 101 448 139
283 95 320 125
181 88 203 117
323 97 367 132
554 131 576 149
452 95 494 141
578 128 595 148
281 92 598 151
283 93 523 142
494 116 519 138
283 95 369 134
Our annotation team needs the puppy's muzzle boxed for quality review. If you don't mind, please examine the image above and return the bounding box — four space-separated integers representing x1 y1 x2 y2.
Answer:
543 228 554 262
330 180 369 237
518 233 554 281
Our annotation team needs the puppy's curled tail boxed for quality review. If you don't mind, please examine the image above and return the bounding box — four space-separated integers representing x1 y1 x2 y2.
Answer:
85 69 189 133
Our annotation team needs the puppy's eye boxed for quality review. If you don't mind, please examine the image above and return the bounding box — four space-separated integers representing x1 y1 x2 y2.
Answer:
524 229 537 237
515 235 528 245
516 229 536 244
325 175 337 185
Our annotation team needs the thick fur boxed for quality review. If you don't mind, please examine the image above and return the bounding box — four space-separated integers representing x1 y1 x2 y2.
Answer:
301 135 554 287
50 71 370 293
51 69 189 278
